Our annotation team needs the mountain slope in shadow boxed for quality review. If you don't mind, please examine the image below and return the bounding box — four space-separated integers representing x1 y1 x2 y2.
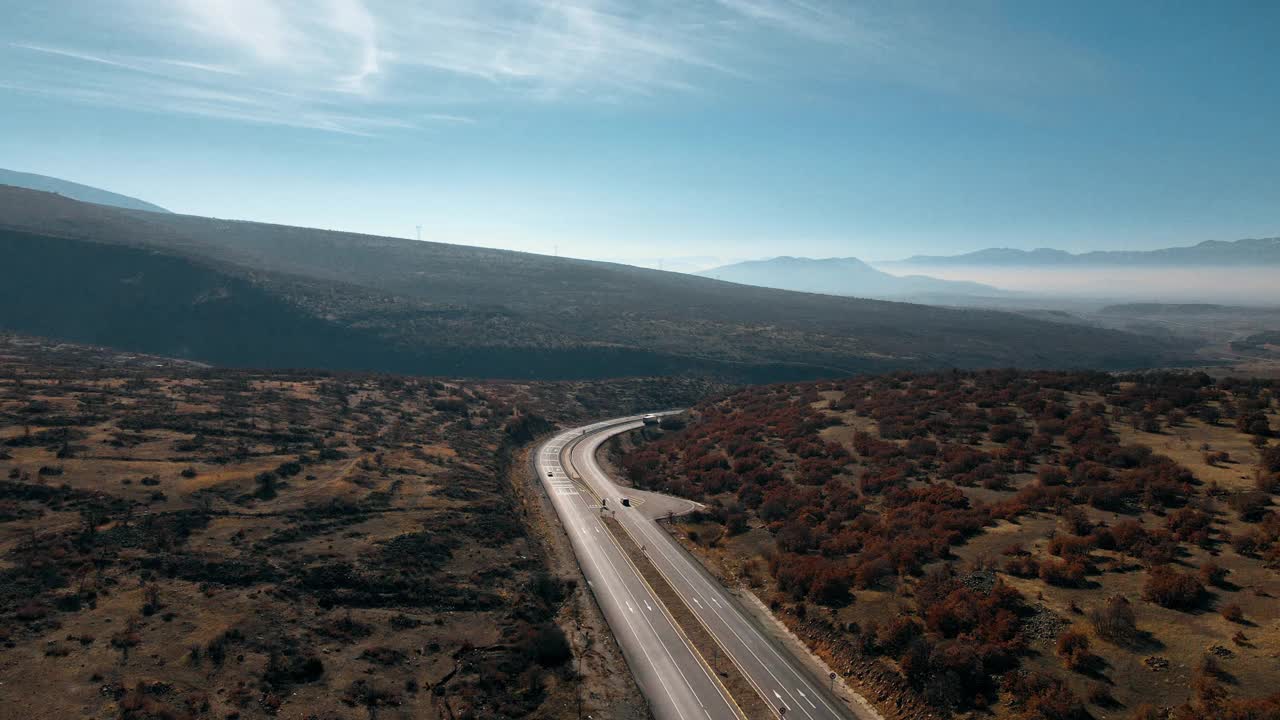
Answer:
0 185 1191 380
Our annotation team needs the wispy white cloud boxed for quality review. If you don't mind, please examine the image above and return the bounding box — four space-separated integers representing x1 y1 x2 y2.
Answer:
152 59 246 76
11 42 139 71
170 0 294 63
0 1 1103 134
715 0 849 42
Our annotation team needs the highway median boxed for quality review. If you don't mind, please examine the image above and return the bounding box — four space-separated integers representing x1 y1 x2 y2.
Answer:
601 513 776 719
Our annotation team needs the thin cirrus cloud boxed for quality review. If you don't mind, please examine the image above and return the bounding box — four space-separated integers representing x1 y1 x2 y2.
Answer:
1 0 1097 135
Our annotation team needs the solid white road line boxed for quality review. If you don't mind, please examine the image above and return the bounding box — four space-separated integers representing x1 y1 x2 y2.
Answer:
540 439 692 720
560 429 742 720
576 430 845 720
628 512 820 720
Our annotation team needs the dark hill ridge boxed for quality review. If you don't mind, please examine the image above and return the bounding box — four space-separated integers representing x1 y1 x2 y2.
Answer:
695 255 1001 299
0 185 1190 380
0 170 170 213
891 237 1280 267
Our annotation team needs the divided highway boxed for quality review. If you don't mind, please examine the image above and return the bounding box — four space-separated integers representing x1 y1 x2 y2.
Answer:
536 416 864 720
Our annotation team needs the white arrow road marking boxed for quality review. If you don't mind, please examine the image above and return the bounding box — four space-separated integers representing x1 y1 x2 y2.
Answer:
710 597 722 608
595 527 601 534
692 597 703 608
773 690 783 701
797 689 816 709
625 601 635 614
645 600 653 611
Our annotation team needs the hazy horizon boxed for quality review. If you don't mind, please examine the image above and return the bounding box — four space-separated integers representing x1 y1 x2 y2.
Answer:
609 252 1280 305
868 264 1280 305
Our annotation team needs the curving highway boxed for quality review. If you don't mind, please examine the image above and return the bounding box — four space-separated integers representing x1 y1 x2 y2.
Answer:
536 415 866 720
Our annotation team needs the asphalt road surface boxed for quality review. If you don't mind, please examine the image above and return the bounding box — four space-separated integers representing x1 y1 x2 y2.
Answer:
536 415 865 720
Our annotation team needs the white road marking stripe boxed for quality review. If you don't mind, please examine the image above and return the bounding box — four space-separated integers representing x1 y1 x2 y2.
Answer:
637 517 823 719
798 689 817 709
584 443 829 720
571 429 742 720
558 465 694 720
542 421 748 720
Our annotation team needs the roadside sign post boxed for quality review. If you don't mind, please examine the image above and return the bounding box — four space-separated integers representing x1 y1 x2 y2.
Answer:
829 671 836 692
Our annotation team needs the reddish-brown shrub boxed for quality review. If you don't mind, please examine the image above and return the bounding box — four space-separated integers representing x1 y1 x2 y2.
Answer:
1166 507 1213 545
876 616 923 658
1220 603 1245 623
1039 558 1088 588
1229 492 1271 522
1143 567 1205 610
1055 630 1092 672
1199 561 1228 588
1003 670 1088 720
1088 595 1137 644
1004 555 1039 578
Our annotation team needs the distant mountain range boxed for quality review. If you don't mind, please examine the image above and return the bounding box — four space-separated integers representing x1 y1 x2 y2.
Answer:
887 238 1280 268
0 184 1186 381
695 256 1003 299
0 168 170 213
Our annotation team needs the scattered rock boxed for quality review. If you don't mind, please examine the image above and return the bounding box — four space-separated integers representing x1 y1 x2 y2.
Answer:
1023 604 1068 641
1145 656 1170 672
961 570 997 595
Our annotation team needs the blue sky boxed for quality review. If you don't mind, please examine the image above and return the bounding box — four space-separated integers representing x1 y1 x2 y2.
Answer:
1 1 1277 264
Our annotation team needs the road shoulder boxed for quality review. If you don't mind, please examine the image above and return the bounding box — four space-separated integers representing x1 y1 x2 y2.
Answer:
512 442 653 720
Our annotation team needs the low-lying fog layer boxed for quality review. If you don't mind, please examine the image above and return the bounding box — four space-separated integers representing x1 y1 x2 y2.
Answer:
878 266 1280 304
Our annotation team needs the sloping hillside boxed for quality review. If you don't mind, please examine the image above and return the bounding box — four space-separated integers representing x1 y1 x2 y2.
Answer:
0 186 1191 380
0 170 170 213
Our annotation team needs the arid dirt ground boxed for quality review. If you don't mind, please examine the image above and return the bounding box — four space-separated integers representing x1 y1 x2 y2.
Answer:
0 334 697 720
